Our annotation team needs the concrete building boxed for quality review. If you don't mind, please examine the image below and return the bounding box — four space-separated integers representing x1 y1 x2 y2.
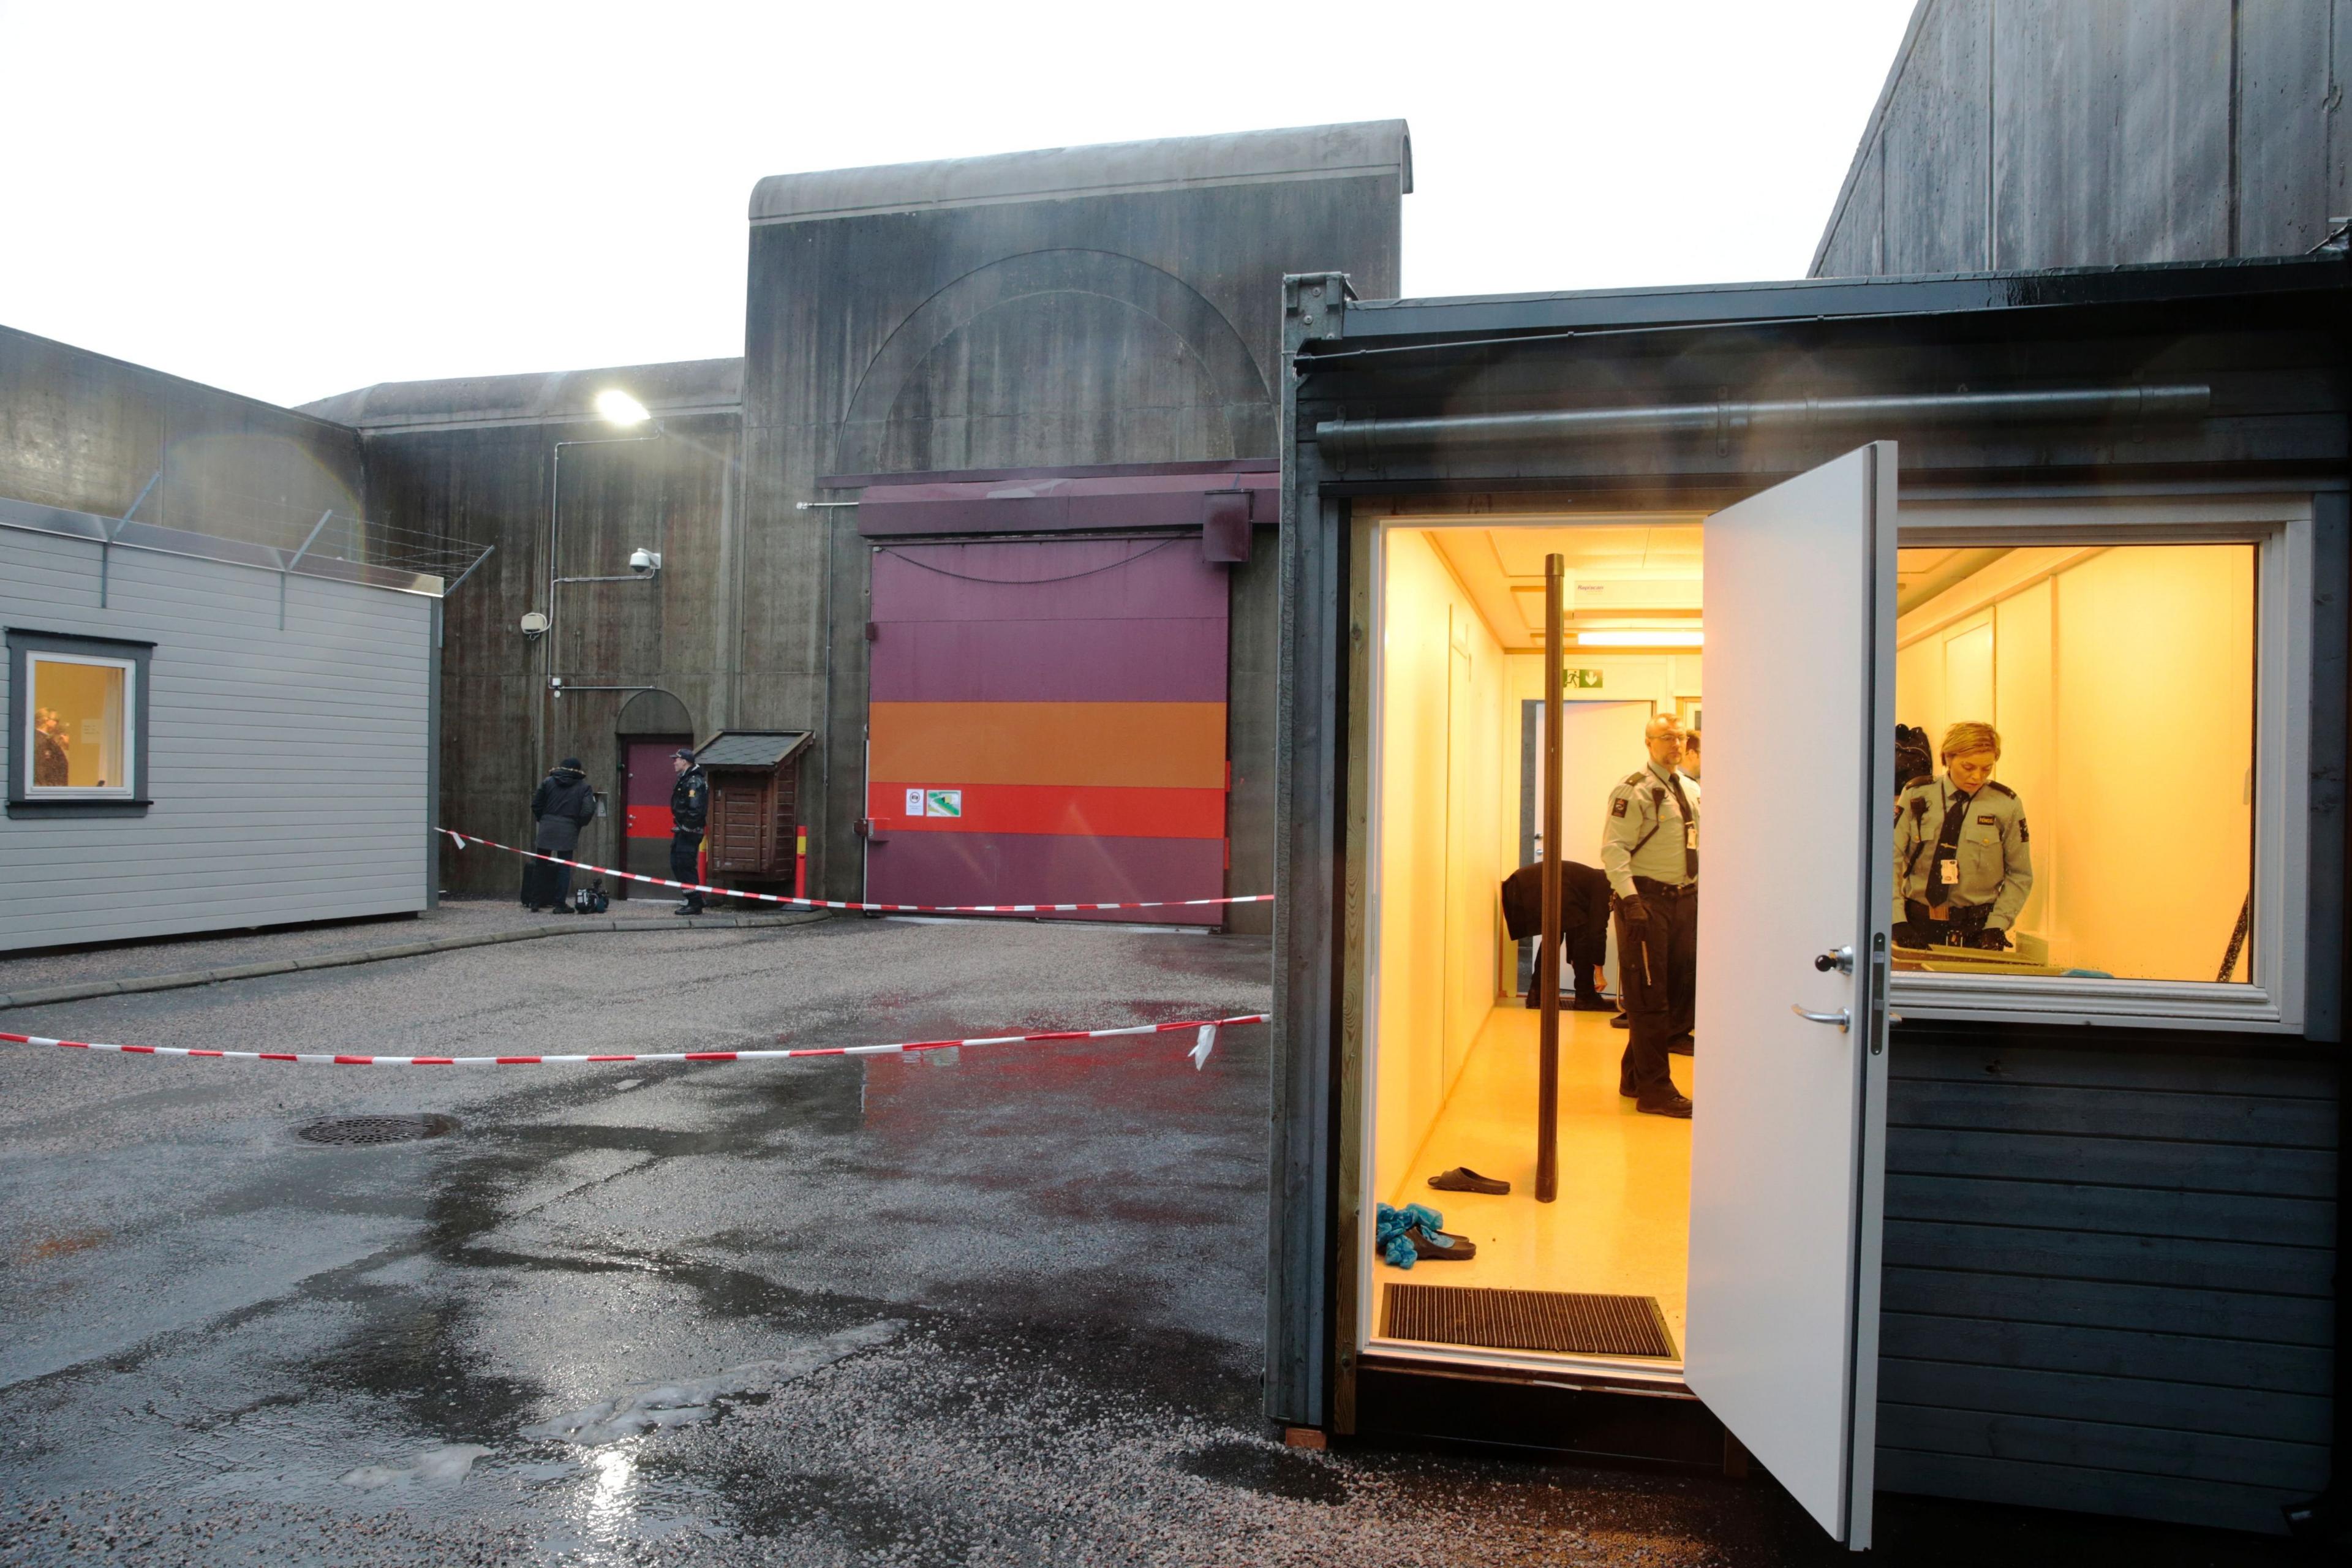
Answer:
307 122 1409 926
301 359 744 894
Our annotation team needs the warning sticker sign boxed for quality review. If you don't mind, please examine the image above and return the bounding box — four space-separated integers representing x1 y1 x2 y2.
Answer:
925 789 963 819
904 788 927 816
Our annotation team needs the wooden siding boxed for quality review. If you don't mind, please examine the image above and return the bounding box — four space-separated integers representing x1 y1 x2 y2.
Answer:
1878 1030 2337 1535
0 527 431 949
709 780 771 872
1813 0 2352 276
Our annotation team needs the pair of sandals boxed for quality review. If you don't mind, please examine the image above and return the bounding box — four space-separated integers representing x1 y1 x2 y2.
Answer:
1400 1166 1508 1261
1377 1200 1479 1266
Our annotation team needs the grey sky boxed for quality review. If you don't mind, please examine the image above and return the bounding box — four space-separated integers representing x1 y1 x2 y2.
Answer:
0 1 1914 409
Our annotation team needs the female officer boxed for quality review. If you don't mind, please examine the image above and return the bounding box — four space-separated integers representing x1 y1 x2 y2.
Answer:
1893 721 2034 950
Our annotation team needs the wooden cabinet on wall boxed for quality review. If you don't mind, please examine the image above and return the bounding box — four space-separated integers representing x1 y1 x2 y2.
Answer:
696 731 814 882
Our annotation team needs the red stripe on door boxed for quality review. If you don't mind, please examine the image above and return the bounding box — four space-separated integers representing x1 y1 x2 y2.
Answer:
867 782 1225 840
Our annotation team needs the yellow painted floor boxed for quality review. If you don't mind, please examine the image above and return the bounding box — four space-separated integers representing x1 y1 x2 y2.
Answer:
1379 1005 1694 1359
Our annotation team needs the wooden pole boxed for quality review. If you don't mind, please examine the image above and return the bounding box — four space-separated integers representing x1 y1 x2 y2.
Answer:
1537 553 1564 1204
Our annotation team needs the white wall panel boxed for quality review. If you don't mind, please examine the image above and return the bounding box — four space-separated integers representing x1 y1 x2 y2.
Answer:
0 529 432 951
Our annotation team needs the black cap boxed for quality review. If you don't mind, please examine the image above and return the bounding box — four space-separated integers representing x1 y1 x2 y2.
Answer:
674 748 696 761
560 757 582 771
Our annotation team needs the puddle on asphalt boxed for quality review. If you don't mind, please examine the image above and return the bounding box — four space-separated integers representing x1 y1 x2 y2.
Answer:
523 1322 900 1444
339 1442 491 1490
1176 1436 1352 1504
702 1463 947 1552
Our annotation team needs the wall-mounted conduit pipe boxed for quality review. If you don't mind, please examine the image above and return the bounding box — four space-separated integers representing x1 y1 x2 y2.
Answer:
1312 384 2211 469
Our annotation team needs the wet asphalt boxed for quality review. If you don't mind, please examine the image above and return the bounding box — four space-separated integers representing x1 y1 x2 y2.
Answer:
0 911 2322 1566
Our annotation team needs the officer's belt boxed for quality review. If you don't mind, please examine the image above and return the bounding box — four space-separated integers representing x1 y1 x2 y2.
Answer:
1631 877 1695 899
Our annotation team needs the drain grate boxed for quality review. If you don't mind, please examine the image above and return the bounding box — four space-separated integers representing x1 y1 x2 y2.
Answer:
1382 1283 1678 1359
295 1114 459 1147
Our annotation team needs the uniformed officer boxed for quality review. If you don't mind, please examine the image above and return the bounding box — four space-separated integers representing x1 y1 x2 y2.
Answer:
1600 714 1698 1118
669 748 710 916
1893 720 2032 950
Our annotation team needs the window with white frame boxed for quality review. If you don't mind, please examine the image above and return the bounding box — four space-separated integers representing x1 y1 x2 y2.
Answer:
6 630 153 812
1887 497 2319 1034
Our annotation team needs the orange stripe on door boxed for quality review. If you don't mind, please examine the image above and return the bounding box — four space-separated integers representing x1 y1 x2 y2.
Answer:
867 782 1226 840
868 702 1226 789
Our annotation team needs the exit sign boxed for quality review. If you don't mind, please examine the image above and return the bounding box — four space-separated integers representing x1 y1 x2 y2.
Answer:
1562 668 1604 690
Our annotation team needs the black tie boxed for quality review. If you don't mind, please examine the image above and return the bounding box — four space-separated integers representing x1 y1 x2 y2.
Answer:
1665 772 1697 881
1931 789 1973 899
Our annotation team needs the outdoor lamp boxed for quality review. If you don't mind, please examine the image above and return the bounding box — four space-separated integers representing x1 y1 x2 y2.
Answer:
594 388 652 427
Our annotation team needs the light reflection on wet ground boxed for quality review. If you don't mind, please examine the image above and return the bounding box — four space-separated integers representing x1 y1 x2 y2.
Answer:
0 918 2304 1566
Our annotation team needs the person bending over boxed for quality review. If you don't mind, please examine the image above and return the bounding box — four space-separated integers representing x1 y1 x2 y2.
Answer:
522 758 598 912
1893 721 2033 951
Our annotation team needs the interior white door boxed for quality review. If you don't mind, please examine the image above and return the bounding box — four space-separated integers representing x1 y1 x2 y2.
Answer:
1536 701 1654 998
1687 443 1896 1549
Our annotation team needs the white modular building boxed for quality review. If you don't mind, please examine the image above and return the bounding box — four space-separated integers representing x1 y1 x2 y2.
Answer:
1 496 471 951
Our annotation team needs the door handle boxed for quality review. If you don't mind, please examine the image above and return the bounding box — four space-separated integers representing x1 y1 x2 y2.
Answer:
1790 1003 1851 1033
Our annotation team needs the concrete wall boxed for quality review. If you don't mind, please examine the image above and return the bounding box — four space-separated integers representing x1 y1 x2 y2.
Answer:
742 124 1408 927
0 514 432 951
306 361 744 896
0 324 363 547
1814 0 2352 277
322 126 1404 913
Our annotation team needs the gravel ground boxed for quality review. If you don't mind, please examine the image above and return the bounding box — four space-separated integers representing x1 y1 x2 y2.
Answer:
0 917 2317 1566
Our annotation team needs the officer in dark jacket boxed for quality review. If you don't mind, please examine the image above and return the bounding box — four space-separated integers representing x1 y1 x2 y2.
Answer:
669 748 710 915
522 758 598 911
1501 861 1615 1010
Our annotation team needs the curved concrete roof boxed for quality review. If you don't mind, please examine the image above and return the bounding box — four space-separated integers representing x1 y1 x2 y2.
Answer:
749 119 1410 226
298 356 741 432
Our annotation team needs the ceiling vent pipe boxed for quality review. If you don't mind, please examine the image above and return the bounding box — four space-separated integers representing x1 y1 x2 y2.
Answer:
1312 384 2211 468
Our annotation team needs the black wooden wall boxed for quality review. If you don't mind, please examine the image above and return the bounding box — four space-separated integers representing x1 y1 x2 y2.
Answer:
1813 0 2352 278
1872 1030 2333 1532
1879 1029 2337 1534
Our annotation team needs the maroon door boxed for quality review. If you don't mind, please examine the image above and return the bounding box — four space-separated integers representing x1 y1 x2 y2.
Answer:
863 537 1229 921
618 736 691 899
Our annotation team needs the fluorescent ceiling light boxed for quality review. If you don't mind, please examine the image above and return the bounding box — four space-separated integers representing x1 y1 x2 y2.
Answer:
594 389 652 427
1576 629 1703 647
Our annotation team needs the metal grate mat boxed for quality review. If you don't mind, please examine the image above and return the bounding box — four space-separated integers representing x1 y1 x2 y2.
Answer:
1381 1283 1678 1359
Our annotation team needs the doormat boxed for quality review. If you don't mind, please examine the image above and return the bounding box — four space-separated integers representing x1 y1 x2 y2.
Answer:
1382 1284 1678 1359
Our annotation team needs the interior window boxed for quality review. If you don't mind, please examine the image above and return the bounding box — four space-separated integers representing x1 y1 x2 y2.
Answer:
27 653 134 794
1893 544 2256 984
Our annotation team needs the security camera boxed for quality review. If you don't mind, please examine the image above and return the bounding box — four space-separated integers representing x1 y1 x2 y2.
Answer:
519 611 549 638
628 548 662 576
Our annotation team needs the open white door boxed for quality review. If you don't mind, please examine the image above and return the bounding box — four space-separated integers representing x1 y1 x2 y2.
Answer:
1687 443 1895 1548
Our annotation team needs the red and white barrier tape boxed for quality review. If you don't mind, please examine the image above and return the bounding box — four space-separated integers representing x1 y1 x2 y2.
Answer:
0 1014 1267 1070
439 828 1273 917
